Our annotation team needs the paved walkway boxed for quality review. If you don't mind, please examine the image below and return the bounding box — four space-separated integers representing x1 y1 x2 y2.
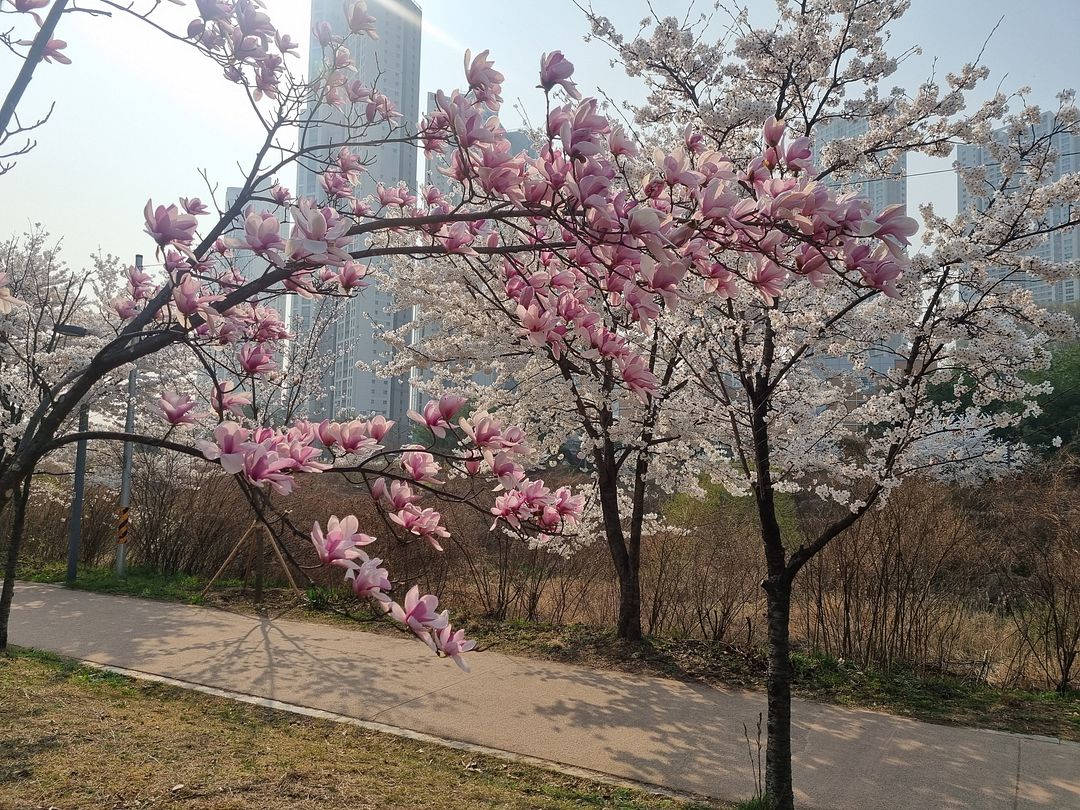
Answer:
8 583 1080 809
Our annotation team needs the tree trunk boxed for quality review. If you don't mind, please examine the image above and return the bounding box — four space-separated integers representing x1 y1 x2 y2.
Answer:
595 455 643 643
764 577 795 810
0 478 31 650
616 561 643 642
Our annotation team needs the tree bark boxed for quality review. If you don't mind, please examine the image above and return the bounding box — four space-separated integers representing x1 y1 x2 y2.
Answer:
594 446 643 643
616 558 643 642
0 477 31 650
764 577 795 810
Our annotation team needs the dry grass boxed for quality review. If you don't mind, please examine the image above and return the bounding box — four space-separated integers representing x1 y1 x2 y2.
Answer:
0 648 719 810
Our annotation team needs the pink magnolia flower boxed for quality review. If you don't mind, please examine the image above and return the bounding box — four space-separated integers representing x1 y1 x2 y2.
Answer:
372 478 419 511
286 198 352 266
313 20 339 49
538 51 580 99
337 419 377 455
238 343 277 375
389 585 449 645
407 395 463 438
159 391 198 425
658 148 705 189
336 260 369 292
784 137 814 173
336 146 364 174
490 489 532 530
366 415 393 443
750 258 789 305
517 303 559 349
867 204 919 256
144 200 198 247
310 514 375 568
684 125 706 154
197 422 252 474
320 170 354 198
276 33 300 58
439 221 477 255
345 0 378 38
857 248 904 298
389 504 450 551
459 412 504 450
270 183 292 204
639 254 688 309
553 486 585 521
111 297 139 320
127 263 155 300
172 275 221 320
226 209 284 254
400 448 442 483
211 381 252 417
763 116 786 148
435 624 477 671
346 553 392 603
609 125 638 157
488 452 525 490
240 443 296 495
22 38 71 65
180 197 210 216
617 354 659 402
316 419 340 448
464 48 504 110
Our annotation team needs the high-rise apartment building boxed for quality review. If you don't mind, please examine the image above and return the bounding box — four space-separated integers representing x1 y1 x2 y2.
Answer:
407 97 536 412
813 117 908 380
957 110 1080 306
813 117 908 213
296 0 422 425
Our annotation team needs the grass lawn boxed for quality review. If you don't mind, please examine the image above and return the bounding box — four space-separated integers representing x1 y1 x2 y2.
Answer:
20 564 1080 743
0 648 721 810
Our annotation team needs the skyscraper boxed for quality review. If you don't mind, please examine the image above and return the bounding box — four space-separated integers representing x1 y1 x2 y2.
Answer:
957 110 1080 306
407 96 536 413
813 117 908 381
813 117 908 214
296 0 422 426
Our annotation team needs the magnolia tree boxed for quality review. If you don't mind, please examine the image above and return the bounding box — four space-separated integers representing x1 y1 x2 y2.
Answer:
378 1 1080 807
0 0 603 662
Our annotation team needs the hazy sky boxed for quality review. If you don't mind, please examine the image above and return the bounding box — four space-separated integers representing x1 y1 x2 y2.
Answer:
2 0 1077 267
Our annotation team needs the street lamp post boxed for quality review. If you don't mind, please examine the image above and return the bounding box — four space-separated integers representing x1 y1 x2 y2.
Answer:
115 366 137 578
65 403 89 582
53 322 92 584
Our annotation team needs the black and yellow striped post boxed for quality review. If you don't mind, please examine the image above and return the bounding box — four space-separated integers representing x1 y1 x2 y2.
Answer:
117 507 130 546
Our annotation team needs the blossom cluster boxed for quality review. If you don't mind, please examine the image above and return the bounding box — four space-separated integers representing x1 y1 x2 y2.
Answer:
398 53 919 401
305 401 583 667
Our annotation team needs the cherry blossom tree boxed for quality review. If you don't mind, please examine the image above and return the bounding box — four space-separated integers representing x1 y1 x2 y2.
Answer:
380 1 1079 807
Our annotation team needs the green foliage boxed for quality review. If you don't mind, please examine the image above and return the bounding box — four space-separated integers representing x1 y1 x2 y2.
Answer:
927 337 1080 456
666 478 802 545
1020 341 1080 453
789 651 1079 738
17 563 235 603
304 584 333 610
5 646 134 692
